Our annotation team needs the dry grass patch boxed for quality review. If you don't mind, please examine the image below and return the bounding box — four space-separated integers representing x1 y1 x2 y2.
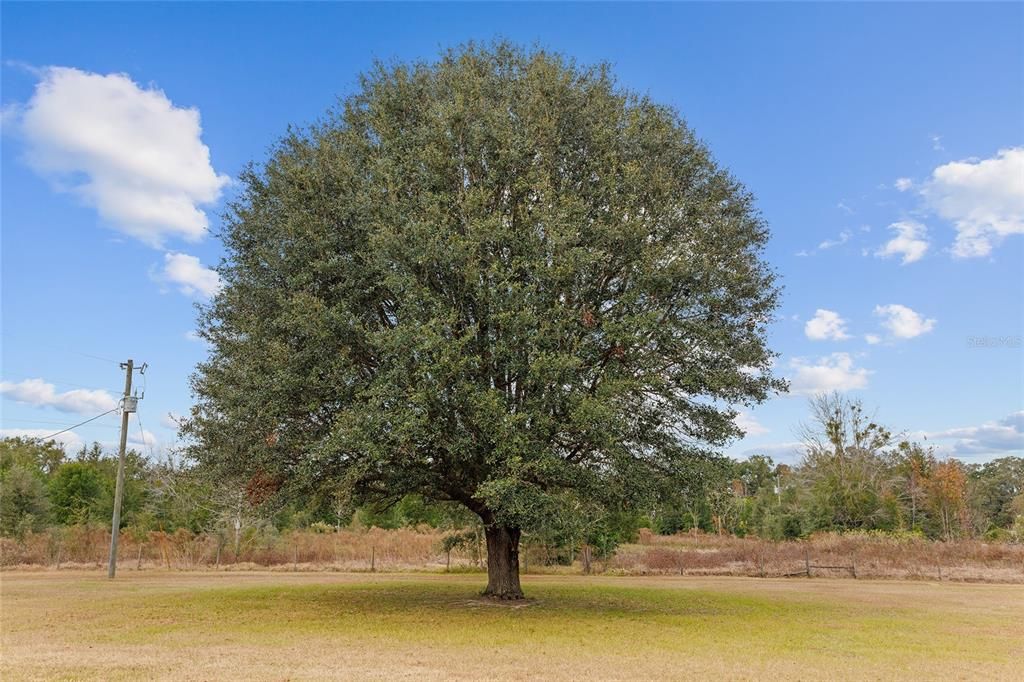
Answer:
2 571 1022 680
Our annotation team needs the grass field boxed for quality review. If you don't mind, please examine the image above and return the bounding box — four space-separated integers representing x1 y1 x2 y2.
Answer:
2 571 1022 680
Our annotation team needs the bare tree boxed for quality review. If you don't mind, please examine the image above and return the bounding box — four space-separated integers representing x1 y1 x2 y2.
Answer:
797 393 900 531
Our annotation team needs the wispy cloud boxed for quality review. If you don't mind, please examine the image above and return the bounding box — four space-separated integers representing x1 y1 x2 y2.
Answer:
923 412 1024 457
157 252 221 299
874 304 936 340
804 309 851 341
818 230 852 251
0 428 85 453
875 220 929 265
894 177 913 192
788 353 870 395
0 378 118 414
734 411 769 437
740 441 804 464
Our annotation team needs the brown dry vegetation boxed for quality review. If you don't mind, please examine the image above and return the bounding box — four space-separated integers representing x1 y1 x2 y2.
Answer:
2 527 1022 583
609 529 1024 583
0 525 473 572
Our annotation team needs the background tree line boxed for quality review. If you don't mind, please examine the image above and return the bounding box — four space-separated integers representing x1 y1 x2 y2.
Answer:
3 394 1022 553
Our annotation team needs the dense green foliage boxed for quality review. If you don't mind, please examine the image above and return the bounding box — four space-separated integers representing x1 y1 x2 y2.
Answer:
696 396 1024 542
185 43 783 592
3 423 1022 548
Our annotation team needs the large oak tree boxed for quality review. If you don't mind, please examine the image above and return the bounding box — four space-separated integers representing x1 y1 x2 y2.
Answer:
187 43 784 598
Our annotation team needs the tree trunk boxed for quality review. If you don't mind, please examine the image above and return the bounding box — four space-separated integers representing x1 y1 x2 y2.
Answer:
482 525 524 599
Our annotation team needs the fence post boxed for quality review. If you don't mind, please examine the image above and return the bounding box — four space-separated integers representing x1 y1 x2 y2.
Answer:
804 546 811 578
371 545 376 572
851 556 857 579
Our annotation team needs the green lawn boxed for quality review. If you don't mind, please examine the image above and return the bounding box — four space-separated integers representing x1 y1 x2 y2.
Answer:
2 571 1021 680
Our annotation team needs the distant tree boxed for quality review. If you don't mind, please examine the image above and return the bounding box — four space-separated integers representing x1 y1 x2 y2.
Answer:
738 461 807 539
967 457 1024 534
733 454 775 498
48 462 104 525
927 459 969 540
186 43 784 597
1010 492 1024 540
892 441 935 532
0 437 65 478
0 438 63 537
150 462 264 558
0 466 50 537
440 529 476 571
651 454 731 535
797 393 899 531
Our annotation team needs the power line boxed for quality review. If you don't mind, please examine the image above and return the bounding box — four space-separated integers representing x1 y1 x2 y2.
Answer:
20 342 123 366
135 409 157 461
31 408 119 442
1 417 119 429
71 350 122 365
48 378 126 394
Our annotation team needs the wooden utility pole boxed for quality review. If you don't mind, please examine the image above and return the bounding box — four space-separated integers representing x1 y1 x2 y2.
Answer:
108 359 134 579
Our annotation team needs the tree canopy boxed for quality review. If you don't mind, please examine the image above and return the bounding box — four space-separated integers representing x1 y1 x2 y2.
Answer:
186 42 784 597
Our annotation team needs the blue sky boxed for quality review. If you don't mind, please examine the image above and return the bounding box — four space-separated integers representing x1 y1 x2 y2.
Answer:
2 2 1022 464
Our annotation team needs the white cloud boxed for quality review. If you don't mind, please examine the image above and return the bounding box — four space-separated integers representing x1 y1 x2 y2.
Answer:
0 378 117 414
930 134 944 152
129 429 159 450
924 412 1024 457
788 353 870 395
740 441 804 464
804 309 851 341
0 428 85 454
874 304 935 339
734 411 769 437
864 334 882 345
894 177 913 192
817 230 851 250
1 102 22 129
16 66 229 247
921 147 1024 258
875 220 929 264
160 252 221 298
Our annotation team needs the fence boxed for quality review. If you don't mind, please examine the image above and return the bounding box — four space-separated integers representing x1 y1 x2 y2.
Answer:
0 525 479 572
2 526 1022 583
607 530 1024 582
